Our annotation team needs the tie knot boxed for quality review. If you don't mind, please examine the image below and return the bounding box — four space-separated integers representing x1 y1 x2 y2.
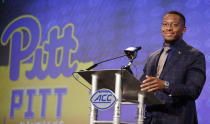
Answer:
164 47 171 53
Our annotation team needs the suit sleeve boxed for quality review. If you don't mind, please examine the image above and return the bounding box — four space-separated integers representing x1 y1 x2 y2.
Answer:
139 56 151 83
168 52 206 100
139 66 146 83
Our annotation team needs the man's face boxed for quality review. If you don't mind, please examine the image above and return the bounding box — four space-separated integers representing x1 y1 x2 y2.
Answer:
161 14 186 42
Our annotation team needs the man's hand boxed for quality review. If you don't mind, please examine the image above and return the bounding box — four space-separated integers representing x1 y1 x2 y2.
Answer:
140 75 166 92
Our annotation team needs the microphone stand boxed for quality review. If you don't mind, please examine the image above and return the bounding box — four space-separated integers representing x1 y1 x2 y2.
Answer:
83 54 127 71
121 59 134 75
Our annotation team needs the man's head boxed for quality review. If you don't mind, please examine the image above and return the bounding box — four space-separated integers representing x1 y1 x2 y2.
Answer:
161 11 186 44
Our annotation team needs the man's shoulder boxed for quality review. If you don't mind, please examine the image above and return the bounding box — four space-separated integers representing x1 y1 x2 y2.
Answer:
183 42 204 56
149 48 162 58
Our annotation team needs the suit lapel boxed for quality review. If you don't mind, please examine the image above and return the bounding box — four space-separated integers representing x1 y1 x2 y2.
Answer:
160 49 180 78
160 40 187 78
151 49 162 76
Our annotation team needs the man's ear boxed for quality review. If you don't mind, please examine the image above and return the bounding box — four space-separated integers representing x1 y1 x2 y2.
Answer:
183 26 186 33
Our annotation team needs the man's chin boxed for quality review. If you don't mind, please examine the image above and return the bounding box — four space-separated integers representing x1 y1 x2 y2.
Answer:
164 39 177 45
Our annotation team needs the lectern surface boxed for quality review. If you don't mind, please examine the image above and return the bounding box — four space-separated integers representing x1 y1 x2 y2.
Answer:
77 69 164 105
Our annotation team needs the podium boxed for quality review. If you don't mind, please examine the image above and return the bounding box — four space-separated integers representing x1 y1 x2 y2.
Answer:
77 69 164 124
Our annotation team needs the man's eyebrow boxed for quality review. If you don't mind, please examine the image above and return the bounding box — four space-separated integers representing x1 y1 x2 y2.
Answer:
162 21 180 23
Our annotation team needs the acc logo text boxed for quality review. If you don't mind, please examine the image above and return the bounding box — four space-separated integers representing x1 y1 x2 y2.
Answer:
90 89 116 110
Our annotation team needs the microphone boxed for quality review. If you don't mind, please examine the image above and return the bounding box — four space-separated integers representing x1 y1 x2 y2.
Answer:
124 46 142 60
122 46 142 74
80 46 142 71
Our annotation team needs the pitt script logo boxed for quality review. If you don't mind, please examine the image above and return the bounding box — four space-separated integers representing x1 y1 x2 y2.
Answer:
0 15 79 81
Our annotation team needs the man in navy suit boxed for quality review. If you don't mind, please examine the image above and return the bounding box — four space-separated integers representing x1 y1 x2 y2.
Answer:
140 11 206 124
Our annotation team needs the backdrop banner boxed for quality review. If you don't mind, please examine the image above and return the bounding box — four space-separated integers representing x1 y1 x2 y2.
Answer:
0 0 210 124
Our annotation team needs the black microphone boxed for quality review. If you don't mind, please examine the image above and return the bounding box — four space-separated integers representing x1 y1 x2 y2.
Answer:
122 46 142 74
124 46 142 60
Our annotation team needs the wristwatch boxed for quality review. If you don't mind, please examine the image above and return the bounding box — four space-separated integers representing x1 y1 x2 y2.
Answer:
164 81 169 90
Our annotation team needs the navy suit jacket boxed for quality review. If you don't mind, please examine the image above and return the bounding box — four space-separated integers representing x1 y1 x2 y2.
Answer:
139 40 206 124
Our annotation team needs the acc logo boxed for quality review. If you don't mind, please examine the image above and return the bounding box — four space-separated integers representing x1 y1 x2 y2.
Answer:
90 89 116 110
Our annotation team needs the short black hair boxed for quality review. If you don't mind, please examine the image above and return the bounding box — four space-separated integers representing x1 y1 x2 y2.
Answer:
165 11 186 26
